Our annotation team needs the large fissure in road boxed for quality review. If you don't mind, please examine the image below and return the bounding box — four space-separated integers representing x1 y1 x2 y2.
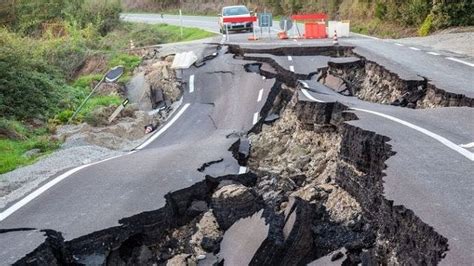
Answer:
13 45 451 265
230 45 473 108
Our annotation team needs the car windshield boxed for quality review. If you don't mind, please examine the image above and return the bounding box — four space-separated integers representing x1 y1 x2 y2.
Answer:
223 6 249 16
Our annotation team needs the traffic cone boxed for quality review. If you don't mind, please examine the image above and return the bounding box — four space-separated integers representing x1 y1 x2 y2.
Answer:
278 31 288 39
332 31 338 45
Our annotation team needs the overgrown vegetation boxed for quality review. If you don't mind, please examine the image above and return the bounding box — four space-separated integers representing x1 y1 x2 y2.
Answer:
124 0 473 37
0 0 214 173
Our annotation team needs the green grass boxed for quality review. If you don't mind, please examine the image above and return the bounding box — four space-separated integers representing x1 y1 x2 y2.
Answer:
100 22 215 51
0 119 60 174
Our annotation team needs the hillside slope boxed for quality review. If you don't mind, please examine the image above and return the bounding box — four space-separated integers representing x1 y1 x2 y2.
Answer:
122 0 473 38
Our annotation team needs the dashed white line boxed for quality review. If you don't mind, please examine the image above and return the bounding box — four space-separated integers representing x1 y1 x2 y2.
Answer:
257 88 263 102
288 56 293 61
395 43 404 46
460 142 474 148
446 57 474 67
300 88 474 161
238 166 248 174
289 65 295 72
409 47 421 51
252 112 259 125
189 75 195 93
427 52 440 56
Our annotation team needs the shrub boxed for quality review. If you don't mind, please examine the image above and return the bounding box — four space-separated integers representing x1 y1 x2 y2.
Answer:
418 13 433 36
375 2 387 20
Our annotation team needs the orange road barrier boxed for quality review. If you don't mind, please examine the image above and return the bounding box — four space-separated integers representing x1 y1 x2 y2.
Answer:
291 13 328 39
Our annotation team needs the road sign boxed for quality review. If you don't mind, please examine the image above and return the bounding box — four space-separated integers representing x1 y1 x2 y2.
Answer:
279 17 293 31
258 13 272 28
108 98 130 124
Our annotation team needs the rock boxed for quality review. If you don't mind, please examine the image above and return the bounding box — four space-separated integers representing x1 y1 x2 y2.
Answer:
331 251 344 261
166 254 191 266
190 211 222 254
187 200 208 214
196 254 206 260
211 184 260 230
22 149 41 158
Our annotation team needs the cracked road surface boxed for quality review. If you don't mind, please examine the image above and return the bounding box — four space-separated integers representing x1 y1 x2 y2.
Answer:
0 13 473 265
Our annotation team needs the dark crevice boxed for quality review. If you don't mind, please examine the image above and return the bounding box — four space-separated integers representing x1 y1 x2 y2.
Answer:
197 158 224 172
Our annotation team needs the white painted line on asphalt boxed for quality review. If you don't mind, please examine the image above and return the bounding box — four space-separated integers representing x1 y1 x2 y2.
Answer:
395 43 404 46
288 56 293 61
301 88 473 161
300 89 325 103
238 166 248 174
257 88 263 102
459 142 474 148
409 47 421 51
427 52 440 56
351 32 380 40
289 65 295 72
189 75 195 93
446 57 474 67
351 108 474 161
252 112 259 125
0 153 124 222
135 103 191 150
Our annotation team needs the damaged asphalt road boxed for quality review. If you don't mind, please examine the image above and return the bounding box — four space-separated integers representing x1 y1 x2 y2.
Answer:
1 35 473 265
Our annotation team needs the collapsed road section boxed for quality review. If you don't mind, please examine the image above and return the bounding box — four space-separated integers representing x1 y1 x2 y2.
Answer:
231 44 474 108
11 44 471 265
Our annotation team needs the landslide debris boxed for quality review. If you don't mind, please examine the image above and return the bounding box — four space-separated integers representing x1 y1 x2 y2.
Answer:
319 58 474 108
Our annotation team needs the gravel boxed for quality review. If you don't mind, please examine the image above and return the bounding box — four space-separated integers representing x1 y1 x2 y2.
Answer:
0 145 124 209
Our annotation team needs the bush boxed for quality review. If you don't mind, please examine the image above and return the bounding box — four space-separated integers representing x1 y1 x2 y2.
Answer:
375 2 387 20
418 13 433 36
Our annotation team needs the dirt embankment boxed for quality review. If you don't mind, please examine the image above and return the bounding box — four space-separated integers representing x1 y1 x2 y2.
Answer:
0 49 183 210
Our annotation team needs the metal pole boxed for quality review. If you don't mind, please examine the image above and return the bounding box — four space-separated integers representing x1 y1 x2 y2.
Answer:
69 76 105 123
179 9 183 39
226 24 229 41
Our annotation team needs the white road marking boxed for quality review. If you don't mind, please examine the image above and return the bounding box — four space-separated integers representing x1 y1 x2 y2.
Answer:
300 89 474 161
0 153 124 221
289 65 295 72
238 166 248 174
189 75 195 93
395 43 404 46
409 47 421 51
257 88 263 102
135 103 191 150
460 142 474 148
351 32 380 40
301 89 325 103
446 57 474 67
427 52 440 56
252 112 259 125
288 56 293 61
